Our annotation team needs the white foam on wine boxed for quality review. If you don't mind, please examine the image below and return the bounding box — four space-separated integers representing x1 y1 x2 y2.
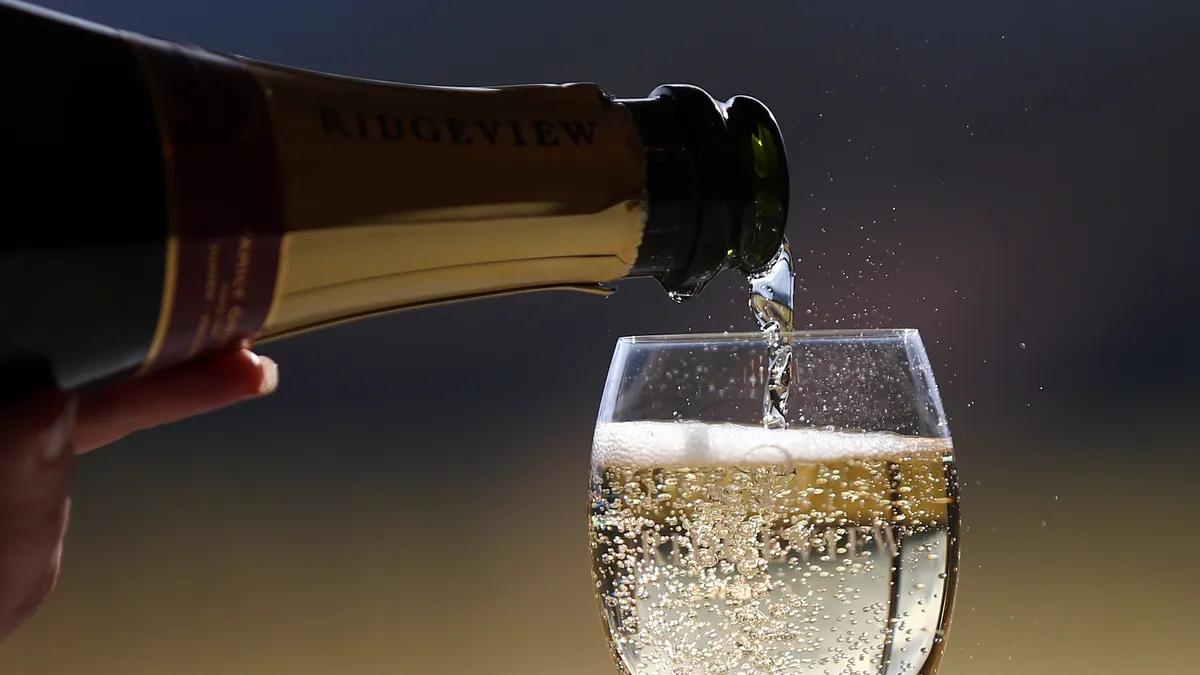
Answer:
593 420 951 468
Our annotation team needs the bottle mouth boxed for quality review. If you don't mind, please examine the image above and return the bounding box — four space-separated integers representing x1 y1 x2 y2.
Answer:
723 95 790 277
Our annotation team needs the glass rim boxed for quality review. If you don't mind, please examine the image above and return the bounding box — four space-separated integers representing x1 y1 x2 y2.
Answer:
618 328 920 344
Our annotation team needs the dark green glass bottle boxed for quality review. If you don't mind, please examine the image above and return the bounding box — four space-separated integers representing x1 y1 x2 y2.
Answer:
0 0 790 397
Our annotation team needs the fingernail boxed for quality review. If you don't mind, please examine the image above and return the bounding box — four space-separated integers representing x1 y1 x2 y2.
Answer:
43 539 64 597
257 356 279 395
37 395 77 465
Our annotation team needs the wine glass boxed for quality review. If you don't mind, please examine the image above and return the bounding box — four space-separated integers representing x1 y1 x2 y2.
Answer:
589 329 959 675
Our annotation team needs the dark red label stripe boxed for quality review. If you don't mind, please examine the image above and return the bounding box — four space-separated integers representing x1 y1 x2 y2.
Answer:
127 36 284 373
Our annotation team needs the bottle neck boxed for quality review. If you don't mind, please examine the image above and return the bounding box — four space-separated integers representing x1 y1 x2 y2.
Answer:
129 47 792 343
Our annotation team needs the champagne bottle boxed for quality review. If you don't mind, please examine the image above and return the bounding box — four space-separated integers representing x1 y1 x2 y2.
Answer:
0 0 790 395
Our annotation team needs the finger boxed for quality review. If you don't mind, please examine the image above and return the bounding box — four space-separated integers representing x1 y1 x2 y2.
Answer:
0 391 75 641
74 349 279 454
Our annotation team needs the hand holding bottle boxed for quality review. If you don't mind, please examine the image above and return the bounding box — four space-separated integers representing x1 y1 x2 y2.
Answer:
0 349 279 642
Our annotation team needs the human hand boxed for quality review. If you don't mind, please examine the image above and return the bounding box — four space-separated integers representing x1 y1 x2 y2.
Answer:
0 348 279 641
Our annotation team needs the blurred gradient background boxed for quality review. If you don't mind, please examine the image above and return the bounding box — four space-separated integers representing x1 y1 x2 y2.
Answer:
4 0 1199 672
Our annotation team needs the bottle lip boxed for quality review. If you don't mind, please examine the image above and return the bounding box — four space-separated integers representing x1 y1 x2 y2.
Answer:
723 94 790 277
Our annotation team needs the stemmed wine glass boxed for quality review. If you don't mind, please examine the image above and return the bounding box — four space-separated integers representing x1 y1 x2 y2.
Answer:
589 329 959 675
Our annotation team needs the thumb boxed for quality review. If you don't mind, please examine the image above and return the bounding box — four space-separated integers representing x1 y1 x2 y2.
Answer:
0 390 76 642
